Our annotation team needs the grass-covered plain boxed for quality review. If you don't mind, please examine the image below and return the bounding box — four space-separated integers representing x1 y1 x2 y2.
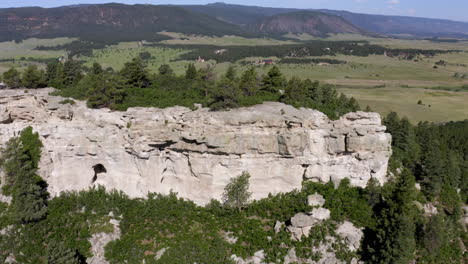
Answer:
83 44 190 72
159 32 296 46
0 38 72 60
338 86 468 123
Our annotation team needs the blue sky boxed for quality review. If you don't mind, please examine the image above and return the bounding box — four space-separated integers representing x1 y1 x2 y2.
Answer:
1 0 467 22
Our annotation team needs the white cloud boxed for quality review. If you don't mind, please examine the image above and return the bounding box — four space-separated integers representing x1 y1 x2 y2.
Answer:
387 0 400 4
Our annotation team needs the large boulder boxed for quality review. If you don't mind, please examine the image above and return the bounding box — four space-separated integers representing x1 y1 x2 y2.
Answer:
335 221 363 252
307 193 326 207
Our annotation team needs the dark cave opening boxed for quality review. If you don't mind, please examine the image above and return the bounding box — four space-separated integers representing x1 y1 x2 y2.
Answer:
91 163 107 183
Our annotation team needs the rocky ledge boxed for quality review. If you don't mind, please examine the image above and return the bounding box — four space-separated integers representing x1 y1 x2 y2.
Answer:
0 89 391 204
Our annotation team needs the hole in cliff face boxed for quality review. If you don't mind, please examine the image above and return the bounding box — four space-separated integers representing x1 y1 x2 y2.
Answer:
91 164 107 183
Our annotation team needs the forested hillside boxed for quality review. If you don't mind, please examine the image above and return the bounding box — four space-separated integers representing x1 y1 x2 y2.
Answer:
0 3 249 43
185 3 468 39
247 11 365 37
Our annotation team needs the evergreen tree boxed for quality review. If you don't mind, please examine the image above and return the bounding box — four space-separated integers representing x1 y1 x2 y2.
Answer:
224 65 237 82
86 73 125 109
239 67 259 96
197 65 216 98
45 62 59 85
45 61 64 88
62 60 83 86
47 240 82 264
305 79 322 102
0 127 48 224
367 169 417 264
347 97 360 112
120 57 150 88
3 68 22 88
158 64 174 76
209 76 240 111
90 62 103 76
185 63 198 80
22 65 46 89
262 66 285 93
321 84 338 105
281 77 308 106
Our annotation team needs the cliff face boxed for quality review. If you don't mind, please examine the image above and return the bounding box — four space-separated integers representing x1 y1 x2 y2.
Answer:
0 89 391 204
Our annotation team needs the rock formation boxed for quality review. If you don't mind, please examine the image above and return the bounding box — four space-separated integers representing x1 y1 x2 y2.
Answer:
87 215 121 264
0 89 391 205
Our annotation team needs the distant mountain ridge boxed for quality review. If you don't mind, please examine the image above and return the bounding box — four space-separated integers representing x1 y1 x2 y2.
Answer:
248 11 365 37
1 2 468 43
0 3 250 43
185 3 468 38
316 9 468 38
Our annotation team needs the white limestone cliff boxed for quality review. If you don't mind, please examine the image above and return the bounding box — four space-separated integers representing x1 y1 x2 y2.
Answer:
0 89 392 205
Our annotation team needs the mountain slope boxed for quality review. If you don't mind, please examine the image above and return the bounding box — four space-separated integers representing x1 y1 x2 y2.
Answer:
0 3 250 43
183 3 468 38
248 11 365 37
317 9 468 38
184 2 297 26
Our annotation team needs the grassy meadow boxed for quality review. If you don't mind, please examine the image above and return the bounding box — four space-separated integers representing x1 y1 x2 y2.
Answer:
0 35 467 123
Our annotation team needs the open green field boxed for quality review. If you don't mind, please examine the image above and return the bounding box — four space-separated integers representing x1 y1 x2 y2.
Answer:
159 32 296 46
338 87 468 123
83 44 190 72
0 38 72 60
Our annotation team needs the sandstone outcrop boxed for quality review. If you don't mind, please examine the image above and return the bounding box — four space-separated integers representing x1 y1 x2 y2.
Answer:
0 89 392 204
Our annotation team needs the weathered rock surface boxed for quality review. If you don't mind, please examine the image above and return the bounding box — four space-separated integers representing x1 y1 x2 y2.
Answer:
307 193 326 207
0 89 391 204
288 199 331 241
231 250 265 264
87 217 121 264
335 221 363 252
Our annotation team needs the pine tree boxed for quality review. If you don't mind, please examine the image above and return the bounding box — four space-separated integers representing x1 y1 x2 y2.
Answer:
47 240 81 264
46 62 64 88
62 60 83 86
224 65 237 82
91 62 103 76
0 127 48 224
86 73 125 109
367 169 417 264
262 66 285 93
281 77 308 105
305 79 322 102
209 77 240 111
22 65 46 89
239 67 259 96
158 64 174 76
120 57 150 88
185 63 198 80
3 68 22 88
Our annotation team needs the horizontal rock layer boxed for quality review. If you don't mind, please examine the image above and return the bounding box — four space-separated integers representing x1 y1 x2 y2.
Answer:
0 89 391 204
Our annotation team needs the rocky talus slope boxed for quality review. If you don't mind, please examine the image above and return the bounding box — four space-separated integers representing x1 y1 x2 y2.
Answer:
0 89 391 204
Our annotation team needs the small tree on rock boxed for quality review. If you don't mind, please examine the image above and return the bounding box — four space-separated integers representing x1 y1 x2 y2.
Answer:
222 171 252 212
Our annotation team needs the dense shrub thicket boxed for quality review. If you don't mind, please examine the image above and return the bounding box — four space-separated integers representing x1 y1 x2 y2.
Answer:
2 58 361 119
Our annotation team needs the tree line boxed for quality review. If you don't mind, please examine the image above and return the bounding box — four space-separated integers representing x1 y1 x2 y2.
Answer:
2 58 360 119
144 41 453 63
